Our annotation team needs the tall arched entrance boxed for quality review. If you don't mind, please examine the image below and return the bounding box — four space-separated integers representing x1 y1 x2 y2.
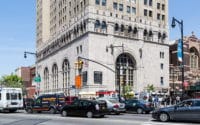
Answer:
115 53 136 95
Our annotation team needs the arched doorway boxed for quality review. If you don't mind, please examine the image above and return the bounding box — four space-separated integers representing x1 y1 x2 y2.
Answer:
116 53 136 95
62 59 70 95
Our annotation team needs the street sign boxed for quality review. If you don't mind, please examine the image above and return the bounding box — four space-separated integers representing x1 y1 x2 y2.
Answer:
34 75 41 82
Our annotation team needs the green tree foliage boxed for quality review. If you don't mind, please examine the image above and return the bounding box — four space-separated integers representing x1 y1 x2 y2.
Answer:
147 84 155 93
124 85 134 99
0 74 23 88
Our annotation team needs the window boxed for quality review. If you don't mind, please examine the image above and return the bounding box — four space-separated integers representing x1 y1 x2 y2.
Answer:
11 93 17 100
160 77 164 85
160 52 164 58
127 6 131 13
95 20 100 28
82 71 88 86
6 93 10 100
144 9 148 16
80 45 82 53
77 46 79 54
94 71 102 84
0 93 1 100
162 15 165 21
113 2 118 10
160 63 164 70
102 21 107 29
18 93 22 100
195 101 200 106
95 0 100 5
144 0 148 5
102 0 106 6
132 7 136 15
149 10 152 17
157 3 160 9
157 13 160 20
149 0 152 6
162 4 165 10
119 4 123 11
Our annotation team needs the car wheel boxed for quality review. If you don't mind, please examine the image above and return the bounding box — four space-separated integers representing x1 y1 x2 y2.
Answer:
61 110 68 117
86 111 93 118
26 108 33 114
136 108 143 114
50 108 56 114
159 113 169 122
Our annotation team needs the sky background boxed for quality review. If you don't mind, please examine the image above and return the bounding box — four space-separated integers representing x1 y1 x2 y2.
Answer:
0 0 200 77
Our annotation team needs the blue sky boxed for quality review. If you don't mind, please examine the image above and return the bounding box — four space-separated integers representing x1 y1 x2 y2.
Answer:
0 0 200 77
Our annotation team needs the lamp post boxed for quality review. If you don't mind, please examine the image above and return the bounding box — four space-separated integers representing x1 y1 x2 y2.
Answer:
171 17 184 99
106 44 124 102
24 51 40 96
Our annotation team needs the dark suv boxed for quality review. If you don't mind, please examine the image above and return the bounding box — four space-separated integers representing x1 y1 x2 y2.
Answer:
25 94 65 114
61 99 108 118
124 99 154 114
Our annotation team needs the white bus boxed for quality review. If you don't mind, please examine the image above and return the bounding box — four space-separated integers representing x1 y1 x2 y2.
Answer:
0 88 23 112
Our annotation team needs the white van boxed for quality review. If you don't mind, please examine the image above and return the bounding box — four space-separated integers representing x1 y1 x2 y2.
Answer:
0 88 23 112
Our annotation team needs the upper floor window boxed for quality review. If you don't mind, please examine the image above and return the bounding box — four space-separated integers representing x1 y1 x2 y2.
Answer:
157 3 160 9
149 0 152 6
127 6 131 13
160 77 164 85
94 71 103 84
102 21 107 29
144 9 148 16
113 2 118 10
144 0 148 5
162 4 165 10
149 10 152 17
132 7 136 15
102 0 106 6
119 4 123 11
95 0 100 5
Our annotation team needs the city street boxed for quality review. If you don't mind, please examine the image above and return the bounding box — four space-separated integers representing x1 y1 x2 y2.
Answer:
0 110 199 125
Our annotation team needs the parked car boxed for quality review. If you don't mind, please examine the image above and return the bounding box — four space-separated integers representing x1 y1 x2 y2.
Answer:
25 94 65 114
97 98 126 115
152 99 200 122
23 98 34 109
124 99 154 114
60 99 108 118
65 96 78 105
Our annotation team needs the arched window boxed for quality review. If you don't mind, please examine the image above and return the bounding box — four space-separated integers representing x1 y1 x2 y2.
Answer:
149 30 153 37
162 33 166 39
101 21 107 29
44 67 49 93
121 24 125 32
114 23 119 31
116 53 136 93
62 59 70 95
133 27 138 34
52 63 58 92
190 47 199 69
158 32 162 39
128 26 132 33
95 20 100 28
143 29 148 36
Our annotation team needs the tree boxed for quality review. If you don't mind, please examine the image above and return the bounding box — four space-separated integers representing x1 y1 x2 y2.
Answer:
147 84 155 93
123 85 134 99
0 74 23 88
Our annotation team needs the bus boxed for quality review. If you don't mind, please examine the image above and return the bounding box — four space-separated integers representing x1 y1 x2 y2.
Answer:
0 88 23 112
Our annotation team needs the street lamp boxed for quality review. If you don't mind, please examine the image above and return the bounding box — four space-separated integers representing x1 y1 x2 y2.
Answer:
106 44 124 102
171 17 184 99
24 51 41 96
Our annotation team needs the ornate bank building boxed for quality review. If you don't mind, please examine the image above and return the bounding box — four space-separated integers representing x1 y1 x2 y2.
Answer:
36 0 169 97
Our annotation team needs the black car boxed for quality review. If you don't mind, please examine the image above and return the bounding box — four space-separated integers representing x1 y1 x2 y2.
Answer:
61 99 108 118
152 99 200 122
124 99 154 114
25 94 65 114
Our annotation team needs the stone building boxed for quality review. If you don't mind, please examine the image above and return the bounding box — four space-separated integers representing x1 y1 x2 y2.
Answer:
36 0 169 97
169 33 200 97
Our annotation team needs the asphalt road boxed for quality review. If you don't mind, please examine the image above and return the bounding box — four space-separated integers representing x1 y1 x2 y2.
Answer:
0 110 199 125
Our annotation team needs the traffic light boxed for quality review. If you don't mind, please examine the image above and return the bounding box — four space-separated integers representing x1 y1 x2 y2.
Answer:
78 60 84 69
75 60 84 69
